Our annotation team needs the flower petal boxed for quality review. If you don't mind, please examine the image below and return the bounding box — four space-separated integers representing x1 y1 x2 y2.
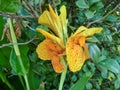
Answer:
36 39 52 60
38 11 54 31
78 36 86 47
59 5 67 38
37 28 64 48
79 27 103 37
73 26 87 36
48 4 57 20
36 39 63 60
51 56 65 73
66 37 85 72
60 5 66 20
83 44 90 60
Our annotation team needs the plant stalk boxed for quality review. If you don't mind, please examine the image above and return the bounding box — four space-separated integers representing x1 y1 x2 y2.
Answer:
58 58 67 90
8 18 30 90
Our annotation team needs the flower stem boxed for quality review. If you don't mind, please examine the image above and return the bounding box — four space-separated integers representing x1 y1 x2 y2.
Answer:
24 74 30 90
8 18 30 90
58 58 67 90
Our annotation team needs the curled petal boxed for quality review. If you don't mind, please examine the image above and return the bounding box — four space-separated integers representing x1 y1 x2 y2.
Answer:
48 4 57 20
60 5 66 19
78 36 86 47
37 28 64 48
66 37 85 72
51 56 65 73
79 27 103 37
73 26 87 36
59 5 67 38
38 11 54 31
83 44 90 60
38 8 59 36
36 39 63 60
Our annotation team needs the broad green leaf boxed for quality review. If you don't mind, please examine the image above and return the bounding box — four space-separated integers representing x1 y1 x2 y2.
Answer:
114 79 120 89
98 59 120 73
0 0 21 12
95 2 104 9
97 63 107 73
76 0 89 9
105 15 117 22
88 0 100 5
69 75 92 90
104 59 120 73
10 45 30 75
85 10 94 19
0 47 11 68
89 44 101 61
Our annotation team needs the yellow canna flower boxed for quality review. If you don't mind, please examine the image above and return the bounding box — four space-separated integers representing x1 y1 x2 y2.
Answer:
66 26 103 72
36 4 103 73
36 5 67 73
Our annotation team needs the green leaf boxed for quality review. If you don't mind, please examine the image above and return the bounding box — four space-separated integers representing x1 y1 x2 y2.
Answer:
0 70 14 90
85 10 94 19
76 0 89 9
10 45 30 75
69 75 92 90
0 0 21 12
88 0 100 5
0 16 4 38
104 59 120 73
98 59 120 73
89 44 101 61
105 15 117 22
0 47 11 68
95 2 104 9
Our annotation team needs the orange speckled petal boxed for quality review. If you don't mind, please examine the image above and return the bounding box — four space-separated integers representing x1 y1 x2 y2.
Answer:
51 56 65 73
83 44 90 60
36 39 55 60
36 39 51 60
79 36 86 47
66 37 85 72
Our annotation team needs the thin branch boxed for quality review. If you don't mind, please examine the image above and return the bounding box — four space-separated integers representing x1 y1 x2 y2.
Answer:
87 3 120 27
0 36 36 48
25 0 39 18
0 12 37 18
38 0 42 13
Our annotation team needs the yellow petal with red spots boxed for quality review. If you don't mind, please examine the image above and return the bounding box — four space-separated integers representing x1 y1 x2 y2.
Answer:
36 39 64 60
66 37 85 72
83 44 90 60
78 36 86 47
51 56 65 73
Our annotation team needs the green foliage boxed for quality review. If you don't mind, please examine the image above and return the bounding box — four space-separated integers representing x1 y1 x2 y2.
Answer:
0 0 21 12
0 0 120 90
10 46 30 75
70 74 92 90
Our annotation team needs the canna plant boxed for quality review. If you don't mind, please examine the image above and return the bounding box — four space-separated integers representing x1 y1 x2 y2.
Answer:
36 4 103 90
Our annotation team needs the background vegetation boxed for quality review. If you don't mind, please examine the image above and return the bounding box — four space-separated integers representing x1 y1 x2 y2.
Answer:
0 0 120 90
